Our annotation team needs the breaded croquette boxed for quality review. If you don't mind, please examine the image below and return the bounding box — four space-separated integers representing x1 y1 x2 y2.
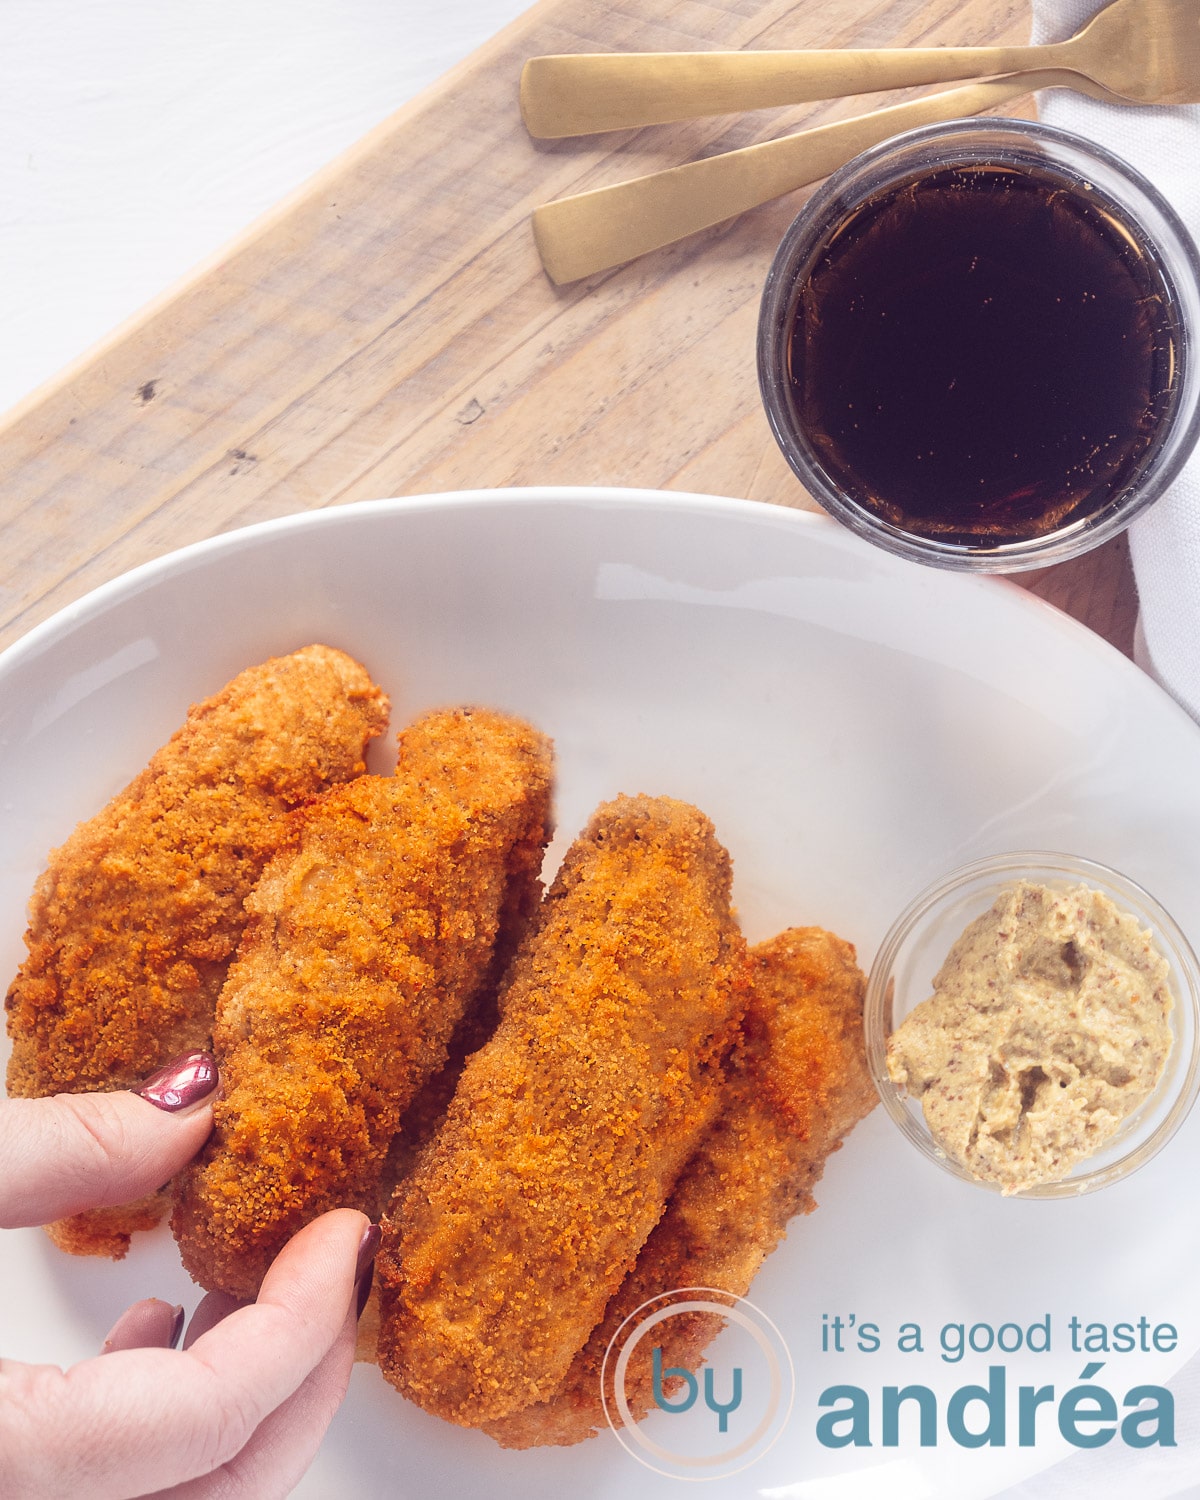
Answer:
378 986 504 1208
375 794 748 1427
4 645 389 1258
485 925 875 1448
356 995 504 1366
171 708 554 1299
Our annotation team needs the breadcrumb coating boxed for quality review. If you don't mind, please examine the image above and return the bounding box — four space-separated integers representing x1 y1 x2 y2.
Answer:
378 987 503 1209
375 794 748 1426
4 644 388 1258
356 995 505 1366
171 708 554 1299
485 925 875 1447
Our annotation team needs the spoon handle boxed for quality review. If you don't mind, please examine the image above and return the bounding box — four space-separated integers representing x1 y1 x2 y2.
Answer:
521 42 1075 137
532 71 1103 285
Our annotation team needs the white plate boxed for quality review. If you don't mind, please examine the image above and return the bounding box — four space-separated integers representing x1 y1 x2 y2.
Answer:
2 488 1199 1499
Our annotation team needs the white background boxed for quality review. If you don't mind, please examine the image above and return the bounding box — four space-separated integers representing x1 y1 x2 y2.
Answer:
0 0 531 419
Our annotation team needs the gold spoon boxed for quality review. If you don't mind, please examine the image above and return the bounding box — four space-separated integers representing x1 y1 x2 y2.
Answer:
521 0 1198 137
533 70 1126 285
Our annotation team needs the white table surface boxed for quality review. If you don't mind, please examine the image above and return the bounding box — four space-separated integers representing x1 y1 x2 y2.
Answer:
0 0 531 420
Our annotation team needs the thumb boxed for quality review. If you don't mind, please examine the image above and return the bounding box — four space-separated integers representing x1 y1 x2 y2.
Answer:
0 1052 218 1230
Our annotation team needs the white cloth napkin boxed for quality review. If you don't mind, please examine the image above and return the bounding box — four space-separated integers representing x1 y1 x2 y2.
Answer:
1029 0 1200 723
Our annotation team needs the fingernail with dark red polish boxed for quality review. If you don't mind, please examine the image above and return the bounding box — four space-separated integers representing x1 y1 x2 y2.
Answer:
101 1298 185 1355
134 1051 219 1114
356 1261 376 1321
355 1223 382 1281
355 1223 381 1320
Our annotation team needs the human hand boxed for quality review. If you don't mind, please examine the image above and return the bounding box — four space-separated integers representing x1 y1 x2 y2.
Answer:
0 1052 379 1499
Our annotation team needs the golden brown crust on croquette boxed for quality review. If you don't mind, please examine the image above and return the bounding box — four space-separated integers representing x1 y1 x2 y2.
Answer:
375 794 748 1427
4 644 389 1258
377 987 503 1212
6 645 388 1098
485 925 875 1448
171 708 554 1299
43 1191 169 1260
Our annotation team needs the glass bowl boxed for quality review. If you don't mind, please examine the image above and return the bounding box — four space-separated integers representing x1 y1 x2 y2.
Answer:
864 851 1200 1197
757 118 1200 573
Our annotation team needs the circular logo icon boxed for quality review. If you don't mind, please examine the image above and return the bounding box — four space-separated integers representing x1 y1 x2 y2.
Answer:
600 1286 795 1480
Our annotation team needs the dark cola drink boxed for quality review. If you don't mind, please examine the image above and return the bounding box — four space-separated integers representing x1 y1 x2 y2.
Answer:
785 161 1182 547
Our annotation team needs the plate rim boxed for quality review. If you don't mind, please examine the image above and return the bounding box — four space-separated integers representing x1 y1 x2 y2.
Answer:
2 485 1194 746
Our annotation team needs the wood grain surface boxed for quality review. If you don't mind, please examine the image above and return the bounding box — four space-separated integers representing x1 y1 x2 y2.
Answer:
0 0 1137 657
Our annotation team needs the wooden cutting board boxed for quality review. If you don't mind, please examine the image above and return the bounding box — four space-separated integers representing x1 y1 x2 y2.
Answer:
0 0 1137 657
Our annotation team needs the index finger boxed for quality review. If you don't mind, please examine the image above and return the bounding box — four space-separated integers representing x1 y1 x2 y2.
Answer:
0 1076 216 1231
0 1209 368 1500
